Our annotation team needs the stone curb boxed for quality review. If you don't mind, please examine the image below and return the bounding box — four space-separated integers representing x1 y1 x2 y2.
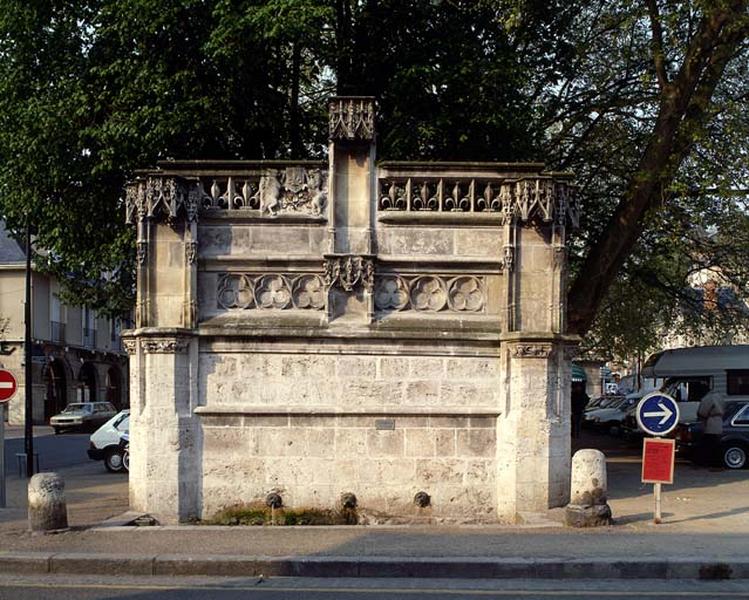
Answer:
0 553 746 580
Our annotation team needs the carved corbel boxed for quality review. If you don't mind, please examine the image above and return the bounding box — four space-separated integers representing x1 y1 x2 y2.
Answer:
324 255 375 292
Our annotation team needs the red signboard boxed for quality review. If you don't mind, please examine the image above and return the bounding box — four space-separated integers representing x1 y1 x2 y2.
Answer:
642 437 675 484
0 369 17 403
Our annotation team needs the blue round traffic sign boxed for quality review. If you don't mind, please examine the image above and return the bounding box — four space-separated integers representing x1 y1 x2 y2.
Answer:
635 392 680 436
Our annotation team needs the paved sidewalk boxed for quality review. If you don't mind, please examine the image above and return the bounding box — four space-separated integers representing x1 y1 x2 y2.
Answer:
0 433 747 580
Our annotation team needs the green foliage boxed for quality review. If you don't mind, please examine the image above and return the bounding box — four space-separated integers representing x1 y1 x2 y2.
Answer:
206 502 358 525
0 0 747 358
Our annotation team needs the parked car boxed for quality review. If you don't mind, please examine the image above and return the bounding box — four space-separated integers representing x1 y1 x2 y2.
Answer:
675 400 749 469
120 432 129 473
583 395 638 436
620 392 646 439
87 410 130 472
50 402 118 434
585 394 625 412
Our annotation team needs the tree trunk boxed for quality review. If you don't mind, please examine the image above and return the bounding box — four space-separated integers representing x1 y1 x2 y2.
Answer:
289 40 302 157
566 2 749 335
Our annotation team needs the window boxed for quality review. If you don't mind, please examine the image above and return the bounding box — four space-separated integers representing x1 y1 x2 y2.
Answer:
727 370 749 396
663 377 712 402
731 404 749 426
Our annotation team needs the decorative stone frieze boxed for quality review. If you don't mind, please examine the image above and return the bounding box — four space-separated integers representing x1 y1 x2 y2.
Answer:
378 176 579 226
374 275 485 313
328 96 375 142
217 273 326 311
141 338 190 354
512 344 554 358
196 168 327 217
127 168 328 223
324 255 375 292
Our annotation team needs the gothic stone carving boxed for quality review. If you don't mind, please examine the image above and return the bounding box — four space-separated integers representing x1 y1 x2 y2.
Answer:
512 344 554 358
378 176 579 226
374 275 486 313
185 241 198 265
259 167 328 217
329 97 375 142
324 255 375 292
141 338 190 354
125 176 197 224
136 241 148 266
192 169 327 217
217 273 326 311
122 339 138 355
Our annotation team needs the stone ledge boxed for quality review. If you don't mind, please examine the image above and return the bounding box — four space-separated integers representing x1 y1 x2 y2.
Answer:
193 406 502 417
199 212 327 224
196 325 502 344
378 212 506 226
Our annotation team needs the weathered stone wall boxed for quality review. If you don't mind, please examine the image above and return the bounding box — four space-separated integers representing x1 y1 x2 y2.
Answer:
124 97 580 524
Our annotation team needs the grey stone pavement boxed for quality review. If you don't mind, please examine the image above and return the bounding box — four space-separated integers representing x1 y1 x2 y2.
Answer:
0 429 748 579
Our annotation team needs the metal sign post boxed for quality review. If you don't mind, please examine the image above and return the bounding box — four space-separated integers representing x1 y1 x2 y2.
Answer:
0 368 19 509
0 402 5 508
636 393 679 525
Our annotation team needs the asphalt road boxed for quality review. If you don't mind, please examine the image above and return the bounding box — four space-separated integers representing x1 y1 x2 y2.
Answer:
2 428 91 476
1 575 749 600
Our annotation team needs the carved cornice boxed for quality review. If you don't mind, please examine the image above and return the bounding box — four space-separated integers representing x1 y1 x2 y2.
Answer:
324 255 375 292
328 97 375 142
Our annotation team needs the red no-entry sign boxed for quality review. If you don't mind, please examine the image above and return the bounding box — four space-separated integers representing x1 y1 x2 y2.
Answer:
0 369 18 403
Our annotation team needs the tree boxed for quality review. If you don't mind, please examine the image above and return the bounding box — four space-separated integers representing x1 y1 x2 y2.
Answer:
532 0 749 336
0 0 747 354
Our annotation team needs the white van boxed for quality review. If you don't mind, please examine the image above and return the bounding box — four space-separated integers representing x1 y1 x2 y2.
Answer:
641 345 749 422
87 410 129 472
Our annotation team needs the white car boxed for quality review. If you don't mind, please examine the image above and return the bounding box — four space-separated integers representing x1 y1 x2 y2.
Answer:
584 396 638 436
87 410 130 472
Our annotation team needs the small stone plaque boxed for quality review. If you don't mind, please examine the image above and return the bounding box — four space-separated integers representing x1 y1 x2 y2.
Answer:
375 419 395 431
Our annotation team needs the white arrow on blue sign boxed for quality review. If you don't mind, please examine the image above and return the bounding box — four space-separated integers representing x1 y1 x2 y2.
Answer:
635 392 680 436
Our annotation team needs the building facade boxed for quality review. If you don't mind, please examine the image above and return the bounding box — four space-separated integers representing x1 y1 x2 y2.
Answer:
0 221 128 425
124 97 580 524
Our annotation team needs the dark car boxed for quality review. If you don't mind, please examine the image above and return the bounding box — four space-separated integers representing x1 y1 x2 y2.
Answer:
50 401 118 434
675 400 749 469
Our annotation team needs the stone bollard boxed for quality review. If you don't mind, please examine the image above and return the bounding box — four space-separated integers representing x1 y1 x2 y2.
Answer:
28 473 69 532
565 449 612 527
